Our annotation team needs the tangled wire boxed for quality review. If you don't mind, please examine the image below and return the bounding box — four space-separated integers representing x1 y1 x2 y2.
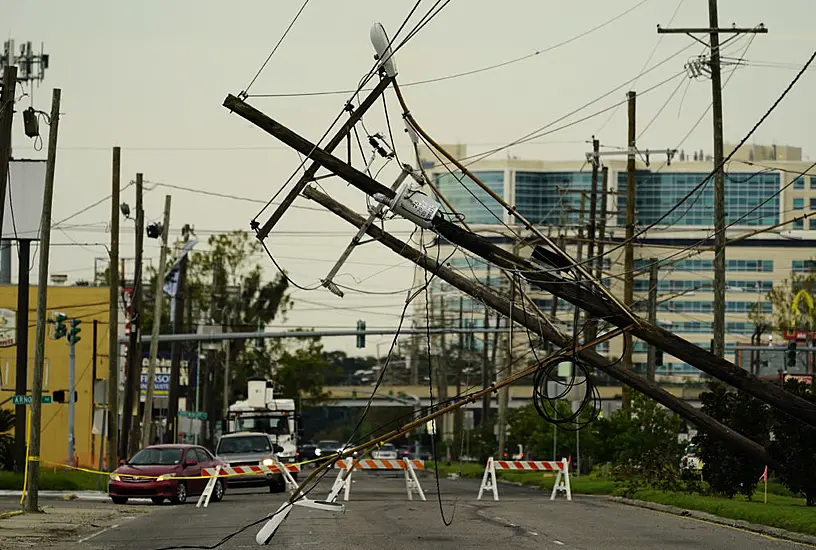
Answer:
532 354 602 431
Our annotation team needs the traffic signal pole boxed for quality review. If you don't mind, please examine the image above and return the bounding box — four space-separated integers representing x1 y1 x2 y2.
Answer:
68 334 76 464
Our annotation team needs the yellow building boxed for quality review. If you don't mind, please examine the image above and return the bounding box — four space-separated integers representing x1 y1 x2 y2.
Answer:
0 285 110 469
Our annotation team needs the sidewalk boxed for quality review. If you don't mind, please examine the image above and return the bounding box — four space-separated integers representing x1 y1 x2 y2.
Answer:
0 490 109 502
0 502 150 549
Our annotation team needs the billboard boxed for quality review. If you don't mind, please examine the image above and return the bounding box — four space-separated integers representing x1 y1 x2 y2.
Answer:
140 351 198 401
3 160 46 240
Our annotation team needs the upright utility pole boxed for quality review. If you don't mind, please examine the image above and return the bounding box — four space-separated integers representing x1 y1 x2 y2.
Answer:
646 259 659 382
0 66 16 236
658 8 767 359
622 91 637 411
481 266 491 424
166 224 191 443
141 195 172 449
25 87 60 512
68 330 77 463
454 296 464 456
594 167 609 283
120 174 144 459
585 138 601 342
107 146 120 468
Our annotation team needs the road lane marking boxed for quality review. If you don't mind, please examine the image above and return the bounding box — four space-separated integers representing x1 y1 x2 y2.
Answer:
78 523 120 543
554 541 565 545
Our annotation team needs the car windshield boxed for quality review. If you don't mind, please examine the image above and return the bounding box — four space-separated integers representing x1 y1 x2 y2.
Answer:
317 441 341 450
379 444 396 452
128 448 183 466
217 435 272 455
232 416 290 435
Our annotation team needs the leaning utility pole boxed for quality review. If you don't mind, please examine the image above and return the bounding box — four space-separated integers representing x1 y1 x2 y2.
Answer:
646 259 659 382
141 195 171 449
120 174 144 459
594 167 609 283
622 91 637 410
25 88 61 513
166 224 191 443
107 146 120 468
222 92 816 428
301 185 779 467
0 66 16 235
658 8 768 359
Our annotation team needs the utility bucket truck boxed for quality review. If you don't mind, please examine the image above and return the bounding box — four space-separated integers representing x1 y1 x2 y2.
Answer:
224 377 302 469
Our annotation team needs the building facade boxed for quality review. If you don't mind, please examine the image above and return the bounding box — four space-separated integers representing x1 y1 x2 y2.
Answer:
414 143 815 379
0 286 110 468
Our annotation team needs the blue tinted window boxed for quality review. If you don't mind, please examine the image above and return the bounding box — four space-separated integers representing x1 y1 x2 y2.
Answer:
793 198 805 210
618 172 779 226
514 172 601 226
794 177 805 190
435 171 504 225
793 219 805 230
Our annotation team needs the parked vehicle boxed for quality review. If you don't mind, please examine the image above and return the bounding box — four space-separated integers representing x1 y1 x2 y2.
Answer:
109 444 226 505
298 443 320 467
372 443 398 460
215 432 286 492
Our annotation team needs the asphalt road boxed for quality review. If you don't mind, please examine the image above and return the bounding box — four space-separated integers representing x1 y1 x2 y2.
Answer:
3 474 813 549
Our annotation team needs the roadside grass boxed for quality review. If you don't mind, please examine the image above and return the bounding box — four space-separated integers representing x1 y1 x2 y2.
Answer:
0 469 104 491
431 461 815 537
632 489 816 537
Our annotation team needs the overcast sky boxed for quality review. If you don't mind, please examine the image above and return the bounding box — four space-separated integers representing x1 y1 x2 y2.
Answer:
5 0 815 356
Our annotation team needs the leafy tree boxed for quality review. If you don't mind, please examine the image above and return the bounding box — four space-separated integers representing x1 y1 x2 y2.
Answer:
695 382 771 499
599 393 683 495
0 408 13 470
770 379 816 506
765 267 816 335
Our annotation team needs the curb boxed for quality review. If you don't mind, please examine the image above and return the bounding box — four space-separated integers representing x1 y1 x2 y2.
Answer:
0 510 24 520
0 491 109 502
609 496 816 548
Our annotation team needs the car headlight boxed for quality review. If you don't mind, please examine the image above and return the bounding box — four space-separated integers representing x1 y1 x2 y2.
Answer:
314 448 322 456
156 473 177 482
262 458 274 467
110 474 120 481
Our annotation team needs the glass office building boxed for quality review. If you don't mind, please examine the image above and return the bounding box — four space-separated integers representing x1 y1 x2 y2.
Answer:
417 143 816 379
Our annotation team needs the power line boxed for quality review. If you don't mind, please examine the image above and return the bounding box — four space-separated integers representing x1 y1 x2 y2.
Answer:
247 0 652 98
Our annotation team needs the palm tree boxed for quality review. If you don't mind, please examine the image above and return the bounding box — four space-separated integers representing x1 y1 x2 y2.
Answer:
0 408 15 471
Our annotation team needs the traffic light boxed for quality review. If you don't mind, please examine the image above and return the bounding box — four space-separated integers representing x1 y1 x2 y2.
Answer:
787 341 797 369
356 319 366 348
68 318 82 344
52 390 77 403
53 312 68 340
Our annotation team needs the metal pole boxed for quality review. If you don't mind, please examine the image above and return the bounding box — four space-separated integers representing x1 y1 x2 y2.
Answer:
222 335 230 419
13 239 30 473
195 340 201 445
91 319 97 467
68 336 76 463
141 195 172 449
25 88 60 511
107 146 120 467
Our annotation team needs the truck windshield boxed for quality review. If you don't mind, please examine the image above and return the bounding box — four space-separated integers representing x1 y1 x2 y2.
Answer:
233 416 290 435
217 435 271 455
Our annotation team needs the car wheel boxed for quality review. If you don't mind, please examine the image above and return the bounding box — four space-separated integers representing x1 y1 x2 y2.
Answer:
151 497 165 505
269 477 285 493
170 482 188 505
111 496 128 505
211 480 224 502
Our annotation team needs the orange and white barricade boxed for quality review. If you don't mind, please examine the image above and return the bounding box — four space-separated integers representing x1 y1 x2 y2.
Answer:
197 460 301 508
327 458 426 502
477 457 571 502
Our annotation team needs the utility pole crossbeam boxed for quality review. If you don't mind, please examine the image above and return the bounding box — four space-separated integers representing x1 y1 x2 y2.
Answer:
658 8 768 360
25 88 61 512
141 195 172 449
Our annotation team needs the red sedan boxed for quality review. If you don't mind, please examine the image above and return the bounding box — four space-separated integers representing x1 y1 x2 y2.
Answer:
109 444 226 505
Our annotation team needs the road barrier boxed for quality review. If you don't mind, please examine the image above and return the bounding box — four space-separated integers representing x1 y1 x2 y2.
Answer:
198 460 300 508
328 458 426 502
477 457 571 501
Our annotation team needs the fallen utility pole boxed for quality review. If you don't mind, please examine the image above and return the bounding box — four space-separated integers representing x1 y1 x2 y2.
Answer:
301 184 778 468
26 88 61 512
658 12 768 359
141 195 171 449
107 146 121 468
220 94 816 428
